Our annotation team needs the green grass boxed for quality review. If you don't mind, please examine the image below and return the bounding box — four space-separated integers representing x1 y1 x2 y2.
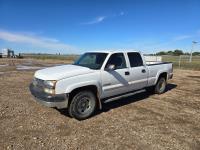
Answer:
22 54 79 61
21 54 200 71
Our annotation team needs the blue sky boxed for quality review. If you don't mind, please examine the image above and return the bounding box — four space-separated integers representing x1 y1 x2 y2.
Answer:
0 0 200 54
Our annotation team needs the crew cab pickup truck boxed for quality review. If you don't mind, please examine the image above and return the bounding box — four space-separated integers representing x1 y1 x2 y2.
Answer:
30 51 173 120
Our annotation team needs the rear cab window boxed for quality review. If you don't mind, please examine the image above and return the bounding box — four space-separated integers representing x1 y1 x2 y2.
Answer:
127 52 144 67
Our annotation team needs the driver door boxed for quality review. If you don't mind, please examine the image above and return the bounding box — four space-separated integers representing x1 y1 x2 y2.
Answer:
101 53 130 98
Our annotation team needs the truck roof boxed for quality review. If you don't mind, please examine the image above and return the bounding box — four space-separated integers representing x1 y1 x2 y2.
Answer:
86 50 140 54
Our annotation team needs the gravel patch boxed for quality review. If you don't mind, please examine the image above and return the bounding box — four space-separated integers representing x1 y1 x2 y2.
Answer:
0 62 199 150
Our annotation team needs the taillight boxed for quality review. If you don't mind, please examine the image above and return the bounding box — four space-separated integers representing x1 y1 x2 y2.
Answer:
171 63 173 72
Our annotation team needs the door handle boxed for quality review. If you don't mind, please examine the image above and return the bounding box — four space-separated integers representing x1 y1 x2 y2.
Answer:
142 69 146 73
125 71 130 75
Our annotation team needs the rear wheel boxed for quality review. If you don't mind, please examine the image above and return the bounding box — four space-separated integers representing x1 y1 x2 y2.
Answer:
68 90 97 120
155 77 166 94
146 77 166 94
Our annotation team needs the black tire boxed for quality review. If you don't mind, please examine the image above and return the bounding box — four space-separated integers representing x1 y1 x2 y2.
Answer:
155 77 166 94
68 90 97 120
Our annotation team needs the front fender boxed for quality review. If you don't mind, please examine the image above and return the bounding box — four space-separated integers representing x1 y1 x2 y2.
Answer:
60 80 103 109
64 81 102 95
55 71 101 95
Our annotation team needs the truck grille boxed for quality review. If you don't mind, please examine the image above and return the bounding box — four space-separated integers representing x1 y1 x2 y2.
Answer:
33 78 44 89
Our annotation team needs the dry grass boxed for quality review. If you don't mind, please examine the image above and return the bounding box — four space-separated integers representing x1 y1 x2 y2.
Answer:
0 59 200 150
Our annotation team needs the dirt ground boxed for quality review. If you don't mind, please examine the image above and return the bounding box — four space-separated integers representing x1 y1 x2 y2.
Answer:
0 59 200 150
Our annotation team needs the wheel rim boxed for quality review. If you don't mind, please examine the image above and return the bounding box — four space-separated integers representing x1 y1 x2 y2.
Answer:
77 97 91 114
158 79 166 92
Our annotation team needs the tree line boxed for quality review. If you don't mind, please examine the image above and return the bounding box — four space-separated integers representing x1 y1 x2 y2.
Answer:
156 50 200 56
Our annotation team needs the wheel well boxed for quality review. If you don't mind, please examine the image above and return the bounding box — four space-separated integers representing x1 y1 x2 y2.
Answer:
68 85 99 107
158 72 167 80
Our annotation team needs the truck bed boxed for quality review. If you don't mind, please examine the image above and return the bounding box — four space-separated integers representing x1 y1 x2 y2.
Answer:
146 61 172 66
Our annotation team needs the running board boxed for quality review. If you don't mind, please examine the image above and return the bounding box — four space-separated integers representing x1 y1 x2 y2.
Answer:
103 89 146 103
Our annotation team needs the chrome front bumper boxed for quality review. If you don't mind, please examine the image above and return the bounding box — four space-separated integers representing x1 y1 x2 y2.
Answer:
29 84 69 109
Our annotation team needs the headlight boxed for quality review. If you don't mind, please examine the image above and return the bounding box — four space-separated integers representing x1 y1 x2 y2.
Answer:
43 80 57 89
44 88 55 94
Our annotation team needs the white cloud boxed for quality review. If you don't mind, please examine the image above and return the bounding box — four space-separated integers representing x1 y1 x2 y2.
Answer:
173 35 192 41
82 16 106 25
0 30 76 51
81 11 126 25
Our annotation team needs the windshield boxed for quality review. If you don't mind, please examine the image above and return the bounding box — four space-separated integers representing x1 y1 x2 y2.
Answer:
74 53 108 69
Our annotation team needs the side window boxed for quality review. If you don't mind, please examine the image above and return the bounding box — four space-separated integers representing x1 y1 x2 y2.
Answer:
106 53 127 69
128 52 143 67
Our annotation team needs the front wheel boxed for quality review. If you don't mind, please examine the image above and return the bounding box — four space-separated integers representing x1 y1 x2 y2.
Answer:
68 90 97 120
155 77 166 94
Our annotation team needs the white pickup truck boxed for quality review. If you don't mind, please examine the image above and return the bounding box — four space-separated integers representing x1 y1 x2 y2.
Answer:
30 51 173 120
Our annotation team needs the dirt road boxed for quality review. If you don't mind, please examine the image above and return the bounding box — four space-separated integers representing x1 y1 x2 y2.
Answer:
0 59 200 150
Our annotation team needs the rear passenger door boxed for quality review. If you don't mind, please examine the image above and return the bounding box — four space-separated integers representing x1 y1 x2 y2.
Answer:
127 52 148 91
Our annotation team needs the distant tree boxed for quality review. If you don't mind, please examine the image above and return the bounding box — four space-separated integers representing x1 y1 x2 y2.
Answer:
167 51 173 55
156 49 187 56
193 52 200 56
173 49 183 56
156 51 167 55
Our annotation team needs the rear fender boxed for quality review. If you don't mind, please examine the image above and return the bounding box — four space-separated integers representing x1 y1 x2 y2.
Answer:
154 71 168 85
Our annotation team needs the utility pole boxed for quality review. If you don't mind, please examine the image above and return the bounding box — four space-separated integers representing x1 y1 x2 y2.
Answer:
190 41 198 63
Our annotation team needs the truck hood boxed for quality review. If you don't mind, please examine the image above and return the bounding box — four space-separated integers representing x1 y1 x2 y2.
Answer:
34 64 94 80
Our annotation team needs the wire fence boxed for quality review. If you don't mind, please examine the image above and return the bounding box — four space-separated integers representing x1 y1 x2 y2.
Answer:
162 55 200 70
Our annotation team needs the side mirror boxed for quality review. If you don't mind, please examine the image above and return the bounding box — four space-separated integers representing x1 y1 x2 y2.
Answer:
106 64 115 71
